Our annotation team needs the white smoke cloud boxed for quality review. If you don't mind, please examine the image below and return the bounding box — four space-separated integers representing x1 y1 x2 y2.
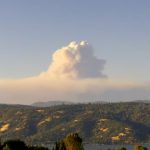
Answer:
0 41 150 104
40 41 106 79
0 77 143 104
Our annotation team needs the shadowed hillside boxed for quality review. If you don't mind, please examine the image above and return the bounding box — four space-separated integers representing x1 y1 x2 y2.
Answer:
0 102 150 145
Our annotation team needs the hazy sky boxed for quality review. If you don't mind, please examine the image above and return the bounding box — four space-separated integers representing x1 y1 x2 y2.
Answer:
0 0 150 104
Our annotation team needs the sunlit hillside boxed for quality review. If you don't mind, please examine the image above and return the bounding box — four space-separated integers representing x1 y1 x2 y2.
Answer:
0 102 150 145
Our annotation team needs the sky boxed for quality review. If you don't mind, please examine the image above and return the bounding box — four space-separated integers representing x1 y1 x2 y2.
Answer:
0 0 150 104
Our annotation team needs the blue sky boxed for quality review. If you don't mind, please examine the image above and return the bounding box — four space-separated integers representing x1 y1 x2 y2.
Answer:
1 0 150 104
0 0 150 82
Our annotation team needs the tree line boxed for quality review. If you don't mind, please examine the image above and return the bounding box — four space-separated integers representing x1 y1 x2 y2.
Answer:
0 133 148 150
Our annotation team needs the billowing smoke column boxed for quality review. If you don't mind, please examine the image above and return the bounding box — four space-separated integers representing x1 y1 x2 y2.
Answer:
41 41 107 79
1 40 148 105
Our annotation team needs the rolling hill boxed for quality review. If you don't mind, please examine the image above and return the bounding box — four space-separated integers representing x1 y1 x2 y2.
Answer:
0 102 150 145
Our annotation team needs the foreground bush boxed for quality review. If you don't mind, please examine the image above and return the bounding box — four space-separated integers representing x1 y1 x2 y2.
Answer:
56 133 84 150
0 133 84 150
0 140 48 150
134 145 148 150
2 140 27 150
115 147 126 150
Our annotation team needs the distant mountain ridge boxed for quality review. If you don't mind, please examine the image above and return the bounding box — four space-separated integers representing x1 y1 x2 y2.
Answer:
31 100 150 107
133 100 150 103
0 102 150 145
31 101 73 107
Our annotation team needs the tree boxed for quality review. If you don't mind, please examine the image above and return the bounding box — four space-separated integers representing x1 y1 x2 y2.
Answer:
2 140 27 150
55 133 84 150
64 133 84 150
134 145 148 150
55 141 66 150
116 147 126 150
2 145 10 150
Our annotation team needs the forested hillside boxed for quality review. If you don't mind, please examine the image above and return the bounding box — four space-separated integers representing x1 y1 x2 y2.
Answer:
0 102 150 144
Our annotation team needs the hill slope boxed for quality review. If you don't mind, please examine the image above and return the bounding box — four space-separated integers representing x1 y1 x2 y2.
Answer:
0 102 150 144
